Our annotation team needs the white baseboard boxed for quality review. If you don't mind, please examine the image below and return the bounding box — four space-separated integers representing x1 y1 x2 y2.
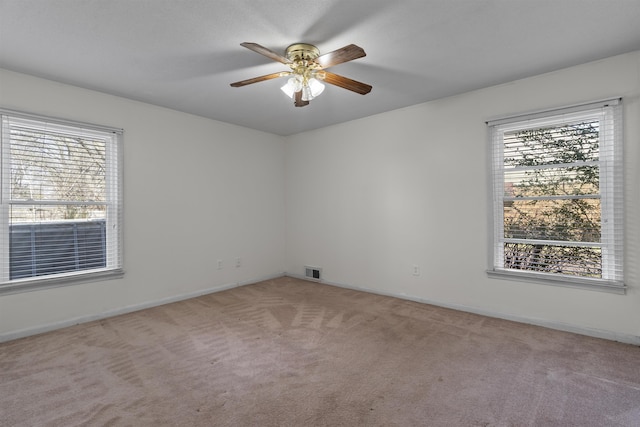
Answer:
5 272 637 346
286 273 640 346
0 272 285 343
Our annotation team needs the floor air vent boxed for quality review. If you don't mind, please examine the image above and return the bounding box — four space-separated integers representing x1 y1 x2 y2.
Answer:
305 266 322 281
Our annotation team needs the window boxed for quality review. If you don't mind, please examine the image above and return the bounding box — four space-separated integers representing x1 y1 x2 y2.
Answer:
1 110 123 294
487 99 624 293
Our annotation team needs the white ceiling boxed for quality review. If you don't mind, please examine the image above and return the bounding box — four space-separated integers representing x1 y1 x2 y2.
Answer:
1 0 640 136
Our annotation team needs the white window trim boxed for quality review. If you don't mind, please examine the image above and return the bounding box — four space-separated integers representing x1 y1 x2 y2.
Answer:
486 98 624 294
0 109 124 296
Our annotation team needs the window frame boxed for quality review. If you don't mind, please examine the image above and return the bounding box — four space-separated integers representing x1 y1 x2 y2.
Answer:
0 109 124 295
486 98 624 294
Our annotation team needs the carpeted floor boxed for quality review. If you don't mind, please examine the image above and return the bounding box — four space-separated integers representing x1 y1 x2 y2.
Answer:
1 276 639 426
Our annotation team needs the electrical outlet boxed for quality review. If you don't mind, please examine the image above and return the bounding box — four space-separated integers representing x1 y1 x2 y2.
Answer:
235 257 241 268
217 259 223 270
412 265 421 276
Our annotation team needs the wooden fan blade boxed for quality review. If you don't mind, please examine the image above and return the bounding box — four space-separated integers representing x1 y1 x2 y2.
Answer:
321 71 372 95
294 91 310 107
230 72 289 87
240 42 292 65
313 44 366 68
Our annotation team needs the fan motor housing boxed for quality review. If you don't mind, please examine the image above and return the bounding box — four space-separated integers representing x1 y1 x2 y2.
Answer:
285 43 320 61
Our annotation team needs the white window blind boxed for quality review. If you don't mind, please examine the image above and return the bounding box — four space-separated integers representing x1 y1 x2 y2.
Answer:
0 110 123 294
487 99 624 293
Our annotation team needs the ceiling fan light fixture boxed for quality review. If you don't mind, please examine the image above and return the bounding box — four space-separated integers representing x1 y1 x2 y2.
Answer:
281 76 325 101
232 42 371 107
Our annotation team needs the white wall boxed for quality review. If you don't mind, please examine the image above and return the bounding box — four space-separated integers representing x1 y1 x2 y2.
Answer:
2 51 639 344
0 69 286 340
285 51 640 343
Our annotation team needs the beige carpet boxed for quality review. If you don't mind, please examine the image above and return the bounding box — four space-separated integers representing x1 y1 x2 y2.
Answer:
1 276 639 426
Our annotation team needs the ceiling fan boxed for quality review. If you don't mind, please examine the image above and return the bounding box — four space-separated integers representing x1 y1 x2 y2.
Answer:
230 42 372 107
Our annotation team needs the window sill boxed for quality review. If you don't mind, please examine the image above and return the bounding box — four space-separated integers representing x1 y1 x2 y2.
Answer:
487 269 626 295
0 269 124 296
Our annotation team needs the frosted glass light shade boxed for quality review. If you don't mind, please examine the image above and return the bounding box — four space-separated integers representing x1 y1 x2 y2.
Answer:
308 78 325 97
280 77 298 98
281 76 325 101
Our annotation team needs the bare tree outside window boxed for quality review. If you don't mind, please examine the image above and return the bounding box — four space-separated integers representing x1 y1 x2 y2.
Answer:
502 121 602 278
9 129 106 222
